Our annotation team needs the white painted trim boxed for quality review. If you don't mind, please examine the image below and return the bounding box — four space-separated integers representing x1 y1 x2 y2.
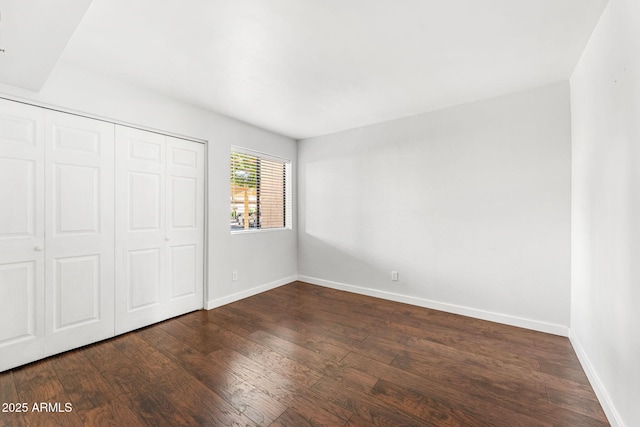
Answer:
204 275 297 310
298 275 569 336
569 329 624 427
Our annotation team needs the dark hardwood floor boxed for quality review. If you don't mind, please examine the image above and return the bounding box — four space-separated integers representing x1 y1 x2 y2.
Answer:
0 281 608 426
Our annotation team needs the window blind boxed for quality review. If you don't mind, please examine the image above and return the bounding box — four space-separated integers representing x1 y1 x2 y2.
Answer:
230 149 291 231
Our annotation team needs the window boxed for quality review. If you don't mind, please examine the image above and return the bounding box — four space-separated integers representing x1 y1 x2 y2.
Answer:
230 148 291 232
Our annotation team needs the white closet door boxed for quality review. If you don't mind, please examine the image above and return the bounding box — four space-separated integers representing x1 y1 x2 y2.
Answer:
44 111 115 355
165 136 204 318
115 127 204 334
0 99 46 371
115 127 166 333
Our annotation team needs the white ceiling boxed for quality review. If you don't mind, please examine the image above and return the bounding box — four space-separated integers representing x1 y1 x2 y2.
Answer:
0 0 92 91
2 0 608 139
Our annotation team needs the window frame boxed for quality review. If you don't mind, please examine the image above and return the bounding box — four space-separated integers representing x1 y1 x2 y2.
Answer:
230 146 292 234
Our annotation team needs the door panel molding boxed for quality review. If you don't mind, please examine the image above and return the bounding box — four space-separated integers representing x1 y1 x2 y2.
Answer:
44 110 115 356
0 99 46 372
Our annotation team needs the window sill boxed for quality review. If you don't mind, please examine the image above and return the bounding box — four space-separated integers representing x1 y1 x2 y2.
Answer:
230 227 293 235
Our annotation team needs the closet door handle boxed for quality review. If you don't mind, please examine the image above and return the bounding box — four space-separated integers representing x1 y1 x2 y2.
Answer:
165 237 170 241
34 245 44 252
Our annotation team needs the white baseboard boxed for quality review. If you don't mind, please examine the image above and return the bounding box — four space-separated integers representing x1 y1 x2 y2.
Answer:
569 329 624 427
297 275 569 337
204 275 297 310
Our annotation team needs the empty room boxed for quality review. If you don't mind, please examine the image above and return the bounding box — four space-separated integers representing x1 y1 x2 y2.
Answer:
0 0 638 426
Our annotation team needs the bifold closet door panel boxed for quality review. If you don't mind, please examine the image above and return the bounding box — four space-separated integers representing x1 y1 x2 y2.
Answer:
164 136 204 319
115 126 167 334
0 99 46 371
44 111 115 355
115 126 204 334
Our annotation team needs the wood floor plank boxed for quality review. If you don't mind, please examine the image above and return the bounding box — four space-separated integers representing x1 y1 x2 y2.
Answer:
20 411 82 427
155 367 260 427
370 378 511 427
343 351 561 427
200 328 323 389
391 350 549 404
540 359 591 385
74 402 150 427
390 350 608 426
247 330 378 392
241 290 373 341
216 300 352 362
209 348 306 402
82 341 154 397
282 315 398 363
375 322 543 371
1 281 609 426
143 321 350 426
237 302 398 364
247 330 342 373
12 359 84 427
51 349 148 426
392 333 599 401
311 376 437 427
12 360 66 403
210 348 354 425
0 371 27 427
156 316 222 354
259 322 351 362
111 333 183 381
0 371 18 401
546 385 608 420
165 338 288 425
51 350 114 412
118 378 196 427
269 408 315 427
376 315 578 370
137 322 288 424
202 307 261 338
276 283 423 330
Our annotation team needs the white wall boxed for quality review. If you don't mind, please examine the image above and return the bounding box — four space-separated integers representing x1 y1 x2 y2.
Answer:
298 82 571 333
570 0 640 425
0 60 298 308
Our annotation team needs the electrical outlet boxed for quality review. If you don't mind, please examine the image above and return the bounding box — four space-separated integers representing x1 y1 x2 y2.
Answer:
391 271 398 281
232 271 238 281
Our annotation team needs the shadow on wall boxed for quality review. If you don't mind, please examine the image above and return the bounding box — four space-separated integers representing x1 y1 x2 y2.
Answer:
304 154 408 272
301 156 510 308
